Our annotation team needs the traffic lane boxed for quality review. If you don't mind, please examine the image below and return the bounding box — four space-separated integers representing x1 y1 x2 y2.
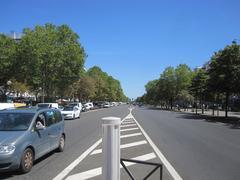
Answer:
132 107 240 180
0 105 129 180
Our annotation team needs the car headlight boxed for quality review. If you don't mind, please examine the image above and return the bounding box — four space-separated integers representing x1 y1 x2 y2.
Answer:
0 144 16 154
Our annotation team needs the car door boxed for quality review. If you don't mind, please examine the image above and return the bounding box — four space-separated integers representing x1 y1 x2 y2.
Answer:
32 112 50 158
45 110 62 150
74 107 80 118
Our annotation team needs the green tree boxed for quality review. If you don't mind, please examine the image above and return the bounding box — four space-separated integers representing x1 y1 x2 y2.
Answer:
190 68 209 114
75 75 96 102
87 66 127 102
175 64 193 96
9 79 29 97
17 24 85 102
0 34 17 101
208 41 240 117
160 66 176 109
144 79 159 105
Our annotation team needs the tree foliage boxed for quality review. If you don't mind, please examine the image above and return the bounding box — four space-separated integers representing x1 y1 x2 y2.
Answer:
0 34 17 85
140 42 240 117
87 66 127 102
17 24 86 100
208 41 240 117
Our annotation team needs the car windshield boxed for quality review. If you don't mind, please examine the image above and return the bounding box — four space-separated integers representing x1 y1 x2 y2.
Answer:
63 107 74 111
0 113 34 131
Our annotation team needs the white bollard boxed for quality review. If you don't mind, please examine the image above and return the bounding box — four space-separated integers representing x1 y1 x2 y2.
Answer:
102 117 121 180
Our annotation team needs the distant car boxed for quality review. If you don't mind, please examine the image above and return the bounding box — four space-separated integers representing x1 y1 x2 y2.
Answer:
36 103 59 109
0 108 65 173
84 102 93 110
61 106 81 119
103 102 111 108
82 103 91 112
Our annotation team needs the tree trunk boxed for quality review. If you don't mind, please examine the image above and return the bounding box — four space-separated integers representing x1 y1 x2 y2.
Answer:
212 104 215 116
201 95 204 114
170 98 173 110
225 91 229 118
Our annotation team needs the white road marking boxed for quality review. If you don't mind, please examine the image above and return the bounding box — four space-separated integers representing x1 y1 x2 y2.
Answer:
65 168 102 180
52 139 102 180
122 121 135 124
131 112 183 180
120 132 142 139
120 140 147 149
54 111 132 180
65 153 156 180
120 127 139 132
91 140 147 155
121 124 137 128
122 152 156 167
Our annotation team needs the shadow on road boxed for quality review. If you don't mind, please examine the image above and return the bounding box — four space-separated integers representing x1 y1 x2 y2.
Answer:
175 112 240 129
140 107 240 130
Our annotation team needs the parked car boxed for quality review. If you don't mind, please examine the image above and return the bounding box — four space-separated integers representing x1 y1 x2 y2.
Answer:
68 102 82 112
36 103 59 109
82 103 91 112
103 102 111 108
0 108 65 173
84 102 94 110
61 106 81 119
93 101 105 109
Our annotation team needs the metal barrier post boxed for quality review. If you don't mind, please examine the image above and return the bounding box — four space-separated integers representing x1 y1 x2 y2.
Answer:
102 117 121 180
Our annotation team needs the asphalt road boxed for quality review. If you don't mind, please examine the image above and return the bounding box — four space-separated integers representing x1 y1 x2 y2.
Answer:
1 105 240 180
132 107 240 180
0 105 129 180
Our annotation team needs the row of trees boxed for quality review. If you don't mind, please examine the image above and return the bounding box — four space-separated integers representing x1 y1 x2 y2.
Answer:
0 23 128 102
65 66 128 102
137 41 240 117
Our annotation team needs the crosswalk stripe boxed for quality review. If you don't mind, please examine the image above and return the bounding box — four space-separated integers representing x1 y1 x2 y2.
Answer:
122 121 135 124
120 127 139 132
123 119 134 122
121 124 137 128
91 140 147 155
65 153 156 180
120 132 142 139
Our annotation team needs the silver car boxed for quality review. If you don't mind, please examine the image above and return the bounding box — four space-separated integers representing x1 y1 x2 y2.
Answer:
0 108 65 173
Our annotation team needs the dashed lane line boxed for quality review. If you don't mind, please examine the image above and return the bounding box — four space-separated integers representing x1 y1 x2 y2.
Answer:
90 140 147 155
65 153 157 180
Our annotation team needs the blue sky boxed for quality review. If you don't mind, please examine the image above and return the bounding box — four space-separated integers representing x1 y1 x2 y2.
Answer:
1 0 239 99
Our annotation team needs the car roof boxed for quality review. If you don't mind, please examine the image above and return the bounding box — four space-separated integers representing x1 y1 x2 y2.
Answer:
0 107 60 114
0 107 38 114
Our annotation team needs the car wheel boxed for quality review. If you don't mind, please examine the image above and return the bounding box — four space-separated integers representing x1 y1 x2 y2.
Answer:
20 148 34 173
57 135 65 152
